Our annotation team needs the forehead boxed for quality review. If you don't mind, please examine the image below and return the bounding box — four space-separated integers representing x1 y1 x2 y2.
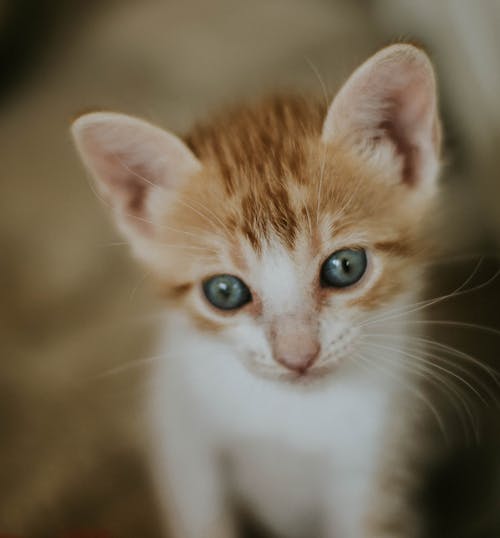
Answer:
182 96 401 251
159 95 420 288
184 95 325 193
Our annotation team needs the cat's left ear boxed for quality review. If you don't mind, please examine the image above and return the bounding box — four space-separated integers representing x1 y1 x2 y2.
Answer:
322 44 441 196
71 112 201 263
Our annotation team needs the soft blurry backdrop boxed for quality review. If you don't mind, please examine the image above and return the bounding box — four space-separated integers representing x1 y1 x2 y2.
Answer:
1 1 499 537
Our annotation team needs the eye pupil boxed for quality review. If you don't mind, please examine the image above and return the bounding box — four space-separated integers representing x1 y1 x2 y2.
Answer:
321 248 367 288
203 274 251 311
218 282 230 296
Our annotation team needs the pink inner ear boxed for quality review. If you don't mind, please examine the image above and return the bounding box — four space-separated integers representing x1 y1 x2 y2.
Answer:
323 44 439 188
377 118 417 184
110 161 150 222
375 99 421 186
72 112 203 237
375 69 436 185
80 135 160 233
96 149 156 216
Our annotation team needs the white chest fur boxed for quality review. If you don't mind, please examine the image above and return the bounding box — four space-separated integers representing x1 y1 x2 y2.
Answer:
150 318 402 538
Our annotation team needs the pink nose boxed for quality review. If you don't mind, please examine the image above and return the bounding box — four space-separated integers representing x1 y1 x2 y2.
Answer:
270 314 320 374
275 342 320 374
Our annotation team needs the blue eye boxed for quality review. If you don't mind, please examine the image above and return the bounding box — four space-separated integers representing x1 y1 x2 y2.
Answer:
202 274 251 311
320 248 367 288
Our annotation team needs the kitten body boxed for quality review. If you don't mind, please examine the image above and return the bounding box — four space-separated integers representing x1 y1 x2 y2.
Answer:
151 308 419 538
71 44 441 537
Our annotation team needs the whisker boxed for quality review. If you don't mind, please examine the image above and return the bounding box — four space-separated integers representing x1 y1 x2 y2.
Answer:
422 251 500 267
362 332 499 386
405 334 499 383
115 156 231 238
360 340 488 406
99 241 128 247
84 158 222 242
361 333 499 404
361 260 500 329
155 241 218 254
116 156 164 191
92 354 169 379
156 222 218 241
385 319 500 339
352 350 450 444
304 58 331 227
173 193 233 238
84 166 158 228
303 56 331 112
304 55 330 229
361 257 485 327
412 347 499 409
357 343 478 443
129 269 151 302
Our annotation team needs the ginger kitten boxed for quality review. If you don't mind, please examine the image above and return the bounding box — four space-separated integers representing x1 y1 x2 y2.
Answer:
71 44 441 537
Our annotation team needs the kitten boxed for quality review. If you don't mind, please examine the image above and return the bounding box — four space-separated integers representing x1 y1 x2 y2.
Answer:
71 44 441 538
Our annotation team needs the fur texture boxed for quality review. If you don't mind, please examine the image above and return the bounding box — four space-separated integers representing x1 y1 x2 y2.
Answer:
71 44 441 537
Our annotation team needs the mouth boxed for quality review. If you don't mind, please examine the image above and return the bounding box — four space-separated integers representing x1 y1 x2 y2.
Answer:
244 356 341 385
285 361 341 383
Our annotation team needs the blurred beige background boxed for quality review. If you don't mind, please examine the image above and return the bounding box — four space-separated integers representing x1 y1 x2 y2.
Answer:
0 1 499 537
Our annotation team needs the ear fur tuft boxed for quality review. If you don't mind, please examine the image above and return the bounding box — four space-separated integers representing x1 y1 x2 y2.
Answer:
322 44 440 192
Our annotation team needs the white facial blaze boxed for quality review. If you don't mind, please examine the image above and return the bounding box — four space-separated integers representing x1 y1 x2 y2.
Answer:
241 239 322 371
257 241 303 317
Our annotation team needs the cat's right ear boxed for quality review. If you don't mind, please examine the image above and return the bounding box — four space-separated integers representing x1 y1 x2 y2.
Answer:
71 112 201 261
322 44 440 199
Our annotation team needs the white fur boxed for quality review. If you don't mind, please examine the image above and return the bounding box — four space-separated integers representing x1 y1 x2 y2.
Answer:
257 240 302 315
149 239 420 538
150 313 413 538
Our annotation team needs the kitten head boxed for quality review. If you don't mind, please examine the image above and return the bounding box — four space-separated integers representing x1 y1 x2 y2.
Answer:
71 44 441 382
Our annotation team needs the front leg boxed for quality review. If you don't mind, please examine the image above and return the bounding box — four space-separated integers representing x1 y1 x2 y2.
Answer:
322 466 373 538
153 421 236 538
321 424 425 538
363 456 423 538
150 391 236 538
323 466 422 538
363 396 430 538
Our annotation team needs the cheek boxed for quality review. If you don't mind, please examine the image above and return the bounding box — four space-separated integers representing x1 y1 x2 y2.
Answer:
353 264 424 324
341 254 419 311
319 307 359 348
179 287 271 358
182 304 274 366
227 322 271 358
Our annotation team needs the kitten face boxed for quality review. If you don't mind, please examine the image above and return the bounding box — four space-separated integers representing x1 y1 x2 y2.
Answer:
71 44 440 382
153 139 427 381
